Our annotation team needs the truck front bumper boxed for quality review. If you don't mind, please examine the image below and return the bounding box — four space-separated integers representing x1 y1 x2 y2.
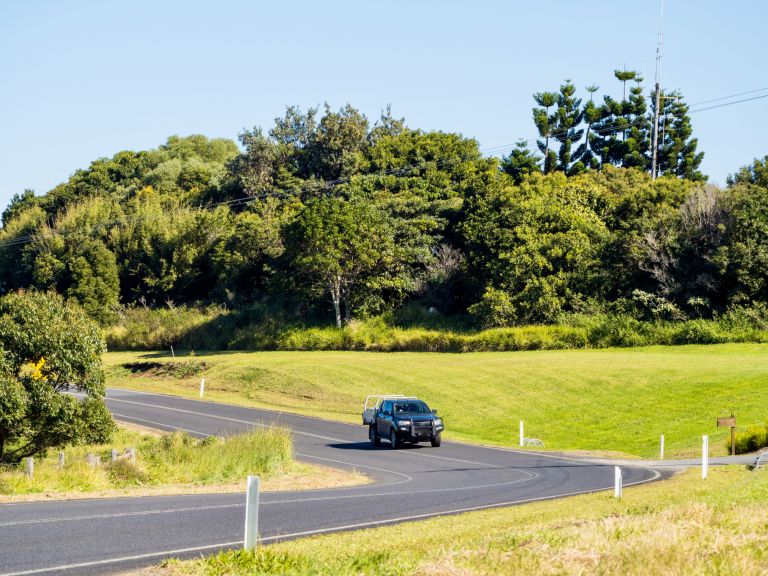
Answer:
396 425 444 441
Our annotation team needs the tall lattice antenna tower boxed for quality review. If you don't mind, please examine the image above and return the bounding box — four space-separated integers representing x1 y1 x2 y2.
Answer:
651 0 664 180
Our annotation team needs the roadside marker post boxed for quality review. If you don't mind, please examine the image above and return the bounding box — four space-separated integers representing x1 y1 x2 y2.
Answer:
171 346 175 358
244 476 260 550
58 452 64 468
519 421 524 447
200 379 205 398
26 458 33 478
702 436 709 479
614 466 622 498
111 449 117 462
660 435 664 459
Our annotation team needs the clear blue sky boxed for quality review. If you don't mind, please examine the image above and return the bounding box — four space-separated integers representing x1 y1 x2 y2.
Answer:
1 0 766 215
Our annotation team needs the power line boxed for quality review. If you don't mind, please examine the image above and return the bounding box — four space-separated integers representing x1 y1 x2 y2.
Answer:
688 87 768 107
689 93 768 114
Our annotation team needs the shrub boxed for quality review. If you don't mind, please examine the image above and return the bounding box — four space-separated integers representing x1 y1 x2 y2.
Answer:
735 422 768 455
468 288 517 328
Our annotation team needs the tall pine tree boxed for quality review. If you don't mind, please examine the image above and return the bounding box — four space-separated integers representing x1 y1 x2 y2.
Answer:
621 77 652 169
654 92 707 181
589 70 648 168
575 84 606 170
550 80 584 175
501 140 542 184
532 92 558 174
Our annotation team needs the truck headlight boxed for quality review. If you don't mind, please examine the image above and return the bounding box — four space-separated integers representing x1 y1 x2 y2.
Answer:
434 419 442 426
398 420 411 426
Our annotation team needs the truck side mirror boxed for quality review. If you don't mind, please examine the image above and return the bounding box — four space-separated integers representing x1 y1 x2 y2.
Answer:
432 409 438 415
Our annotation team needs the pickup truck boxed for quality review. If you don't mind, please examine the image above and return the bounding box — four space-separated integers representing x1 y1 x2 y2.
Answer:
362 395 444 449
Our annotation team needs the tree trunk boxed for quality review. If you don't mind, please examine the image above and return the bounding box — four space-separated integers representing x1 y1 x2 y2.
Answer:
332 295 341 328
330 279 342 328
343 298 351 323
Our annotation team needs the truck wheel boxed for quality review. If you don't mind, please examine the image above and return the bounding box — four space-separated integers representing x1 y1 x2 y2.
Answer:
369 425 380 447
390 429 400 449
430 434 442 447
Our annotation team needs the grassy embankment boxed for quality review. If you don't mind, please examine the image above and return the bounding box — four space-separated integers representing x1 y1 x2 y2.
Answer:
104 301 768 353
0 426 366 502
163 465 768 575
105 343 768 459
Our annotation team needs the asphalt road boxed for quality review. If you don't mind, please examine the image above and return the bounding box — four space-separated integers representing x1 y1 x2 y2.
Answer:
0 388 665 575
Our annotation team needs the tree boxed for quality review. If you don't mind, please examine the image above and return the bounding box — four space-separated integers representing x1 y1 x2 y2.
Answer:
212 199 288 300
614 70 636 104
2 189 38 227
589 71 650 169
459 173 608 325
501 140 542 184
655 93 706 181
367 105 407 146
230 127 283 197
533 92 558 174
0 290 115 463
415 244 465 313
306 103 370 183
284 198 395 326
621 78 652 169
31 234 120 325
574 85 605 170
727 156 768 189
551 80 584 175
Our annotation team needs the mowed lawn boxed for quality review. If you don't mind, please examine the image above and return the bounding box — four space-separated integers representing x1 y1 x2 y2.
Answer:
103 344 768 459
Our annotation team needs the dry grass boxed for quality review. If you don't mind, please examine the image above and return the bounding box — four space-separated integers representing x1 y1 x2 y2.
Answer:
165 466 768 575
454 504 768 575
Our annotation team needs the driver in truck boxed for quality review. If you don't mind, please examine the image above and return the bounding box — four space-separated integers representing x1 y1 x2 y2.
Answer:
364 396 444 449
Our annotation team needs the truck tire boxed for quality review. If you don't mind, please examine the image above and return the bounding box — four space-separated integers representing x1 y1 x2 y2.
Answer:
369 425 380 447
430 434 442 447
390 429 400 449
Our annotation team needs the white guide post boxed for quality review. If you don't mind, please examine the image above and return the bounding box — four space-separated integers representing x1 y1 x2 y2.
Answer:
614 466 622 498
200 379 205 398
519 421 524 446
26 458 34 478
171 346 175 358
660 434 665 459
111 449 117 462
58 452 64 468
244 476 260 550
702 435 708 479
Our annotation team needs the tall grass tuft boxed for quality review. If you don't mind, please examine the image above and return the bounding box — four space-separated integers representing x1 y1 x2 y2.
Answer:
144 428 293 484
0 426 293 496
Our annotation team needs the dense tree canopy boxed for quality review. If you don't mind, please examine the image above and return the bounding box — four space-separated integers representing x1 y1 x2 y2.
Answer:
1 100 765 330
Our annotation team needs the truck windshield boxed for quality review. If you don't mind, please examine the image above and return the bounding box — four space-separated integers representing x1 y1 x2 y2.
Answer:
393 402 431 414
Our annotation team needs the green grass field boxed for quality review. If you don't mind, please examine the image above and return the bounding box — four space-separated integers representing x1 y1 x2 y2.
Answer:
167 466 768 575
104 343 768 459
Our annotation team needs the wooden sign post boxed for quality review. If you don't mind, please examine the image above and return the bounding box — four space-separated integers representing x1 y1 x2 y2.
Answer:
717 414 737 456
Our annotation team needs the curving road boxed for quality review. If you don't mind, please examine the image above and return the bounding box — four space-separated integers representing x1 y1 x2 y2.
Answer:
0 388 666 576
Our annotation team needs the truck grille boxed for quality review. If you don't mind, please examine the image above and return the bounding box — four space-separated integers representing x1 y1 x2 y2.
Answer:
413 421 432 431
